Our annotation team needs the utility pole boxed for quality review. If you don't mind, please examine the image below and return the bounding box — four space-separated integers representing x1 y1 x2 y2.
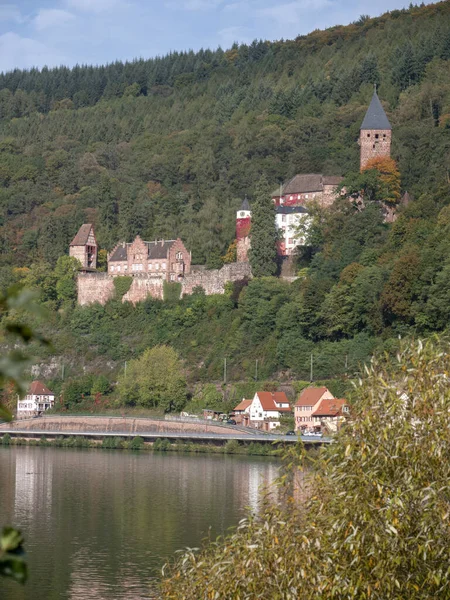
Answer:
345 354 348 375
255 359 258 381
124 361 127 377
310 353 313 383
224 358 227 385
61 364 65 381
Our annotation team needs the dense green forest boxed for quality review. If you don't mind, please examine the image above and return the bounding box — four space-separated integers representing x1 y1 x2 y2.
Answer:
1 1 450 409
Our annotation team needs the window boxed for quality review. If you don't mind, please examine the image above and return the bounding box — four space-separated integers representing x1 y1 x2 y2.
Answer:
375 134 379 139
367 133 370 137
282 214 286 222
155 264 159 270
117 266 121 272
290 196 293 200
176 252 183 260
240 212 245 217
162 263 166 270
170 273 175 281
124 265 128 271
111 266 115 272
305 194 308 199
148 264 152 270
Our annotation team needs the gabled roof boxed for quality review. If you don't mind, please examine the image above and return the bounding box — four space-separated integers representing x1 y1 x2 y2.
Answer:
283 174 324 194
109 239 179 262
70 224 96 247
234 399 252 412
323 176 344 186
29 380 54 396
360 92 391 131
295 386 330 407
312 398 347 417
240 197 251 211
256 391 290 412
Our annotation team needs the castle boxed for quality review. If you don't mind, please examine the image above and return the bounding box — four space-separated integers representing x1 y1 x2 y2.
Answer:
74 91 393 305
236 90 393 262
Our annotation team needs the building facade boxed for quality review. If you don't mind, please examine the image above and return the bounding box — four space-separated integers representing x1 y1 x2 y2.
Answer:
271 174 343 209
17 381 55 419
69 224 98 269
108 236 191 282
294 386 335 431
246 391 292 431
236 197 252 262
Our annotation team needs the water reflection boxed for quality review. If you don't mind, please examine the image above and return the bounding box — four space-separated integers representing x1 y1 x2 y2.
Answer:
0 447 279 600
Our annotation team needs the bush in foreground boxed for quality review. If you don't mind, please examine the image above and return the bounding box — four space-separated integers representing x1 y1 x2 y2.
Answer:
162 338 450 599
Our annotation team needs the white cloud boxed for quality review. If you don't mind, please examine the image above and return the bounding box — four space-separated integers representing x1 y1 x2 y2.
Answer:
35 9 75 31
0 4 23 23
66 0 126 13
259 0 333 28
218 25 251 47
0 32 67 73
166 0 224 11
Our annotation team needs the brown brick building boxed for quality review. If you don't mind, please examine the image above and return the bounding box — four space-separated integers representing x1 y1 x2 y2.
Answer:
108 236 191 282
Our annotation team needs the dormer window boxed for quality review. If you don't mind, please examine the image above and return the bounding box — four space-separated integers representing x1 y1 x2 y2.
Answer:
176 252 183 260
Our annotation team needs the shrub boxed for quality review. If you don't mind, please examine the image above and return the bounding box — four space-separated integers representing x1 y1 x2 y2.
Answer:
1 433 11 445
130 436 144 450
224 439 240 454
163 281 182 303
162 338 450 599
113 276 133 299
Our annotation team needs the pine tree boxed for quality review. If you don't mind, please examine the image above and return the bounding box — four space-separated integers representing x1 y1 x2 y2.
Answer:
248 175 278 277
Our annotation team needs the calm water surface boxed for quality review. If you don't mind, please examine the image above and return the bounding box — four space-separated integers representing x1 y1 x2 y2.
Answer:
0 446 279 600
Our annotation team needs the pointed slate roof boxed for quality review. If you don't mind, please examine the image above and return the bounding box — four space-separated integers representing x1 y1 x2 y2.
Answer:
360 92 391 131
240 197 251 211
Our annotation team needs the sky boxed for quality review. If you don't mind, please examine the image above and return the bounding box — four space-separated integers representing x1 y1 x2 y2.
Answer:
0 0 435 73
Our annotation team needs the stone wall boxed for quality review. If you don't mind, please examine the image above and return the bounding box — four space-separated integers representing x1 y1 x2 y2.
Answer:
181 261 252 295
77 262 252 305
237 236 251 262
360 129 391 170
78 272 115 306
70 246 87 268
122 275 164 303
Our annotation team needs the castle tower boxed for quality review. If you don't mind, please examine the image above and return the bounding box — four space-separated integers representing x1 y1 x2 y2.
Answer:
70 224 98 269
360 90 392 171
236 197 251 262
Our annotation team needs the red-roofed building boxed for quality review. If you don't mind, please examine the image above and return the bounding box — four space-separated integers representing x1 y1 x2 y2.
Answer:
248 391 291 430
232 399 252 425
17 381 55 419
311 398 349 433
294 386 335 431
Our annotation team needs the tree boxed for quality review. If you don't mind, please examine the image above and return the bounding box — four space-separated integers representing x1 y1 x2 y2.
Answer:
162 338 450 598
248 175 278 277
117 345 187 412
363 157 401 205
54 255 81 307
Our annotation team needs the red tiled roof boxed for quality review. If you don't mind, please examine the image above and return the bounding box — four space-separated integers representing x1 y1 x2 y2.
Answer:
234 399 252 412
29 381 54 396
256 391 289 411
295 387 330 407
70 224 95 246
312 398 347 417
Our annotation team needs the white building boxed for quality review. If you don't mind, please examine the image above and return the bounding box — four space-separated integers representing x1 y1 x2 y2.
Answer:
17 380 55 419
248 391 292 431
275 205 310 256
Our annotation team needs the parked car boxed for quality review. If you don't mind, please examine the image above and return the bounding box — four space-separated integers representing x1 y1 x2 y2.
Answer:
286 430 296 436
227 419 237 425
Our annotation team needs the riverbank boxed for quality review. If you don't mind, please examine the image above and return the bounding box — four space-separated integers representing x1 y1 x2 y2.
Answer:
0 433 282 457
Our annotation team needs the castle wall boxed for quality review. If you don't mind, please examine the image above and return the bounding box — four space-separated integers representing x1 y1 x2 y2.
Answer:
122 275 164 303
77 262 252 306
77 273 115 306
360 129 391 170
182 262 252 296
237 237 251 262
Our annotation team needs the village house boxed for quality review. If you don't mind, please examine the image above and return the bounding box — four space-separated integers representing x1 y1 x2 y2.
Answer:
271 174 344 209
108 236 191 281
237 391 292 431
231 399 252 425
294 386 335 431
17 380 55 419
311 398 349 434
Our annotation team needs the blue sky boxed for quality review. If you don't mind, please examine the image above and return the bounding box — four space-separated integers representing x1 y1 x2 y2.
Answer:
0 0 434 72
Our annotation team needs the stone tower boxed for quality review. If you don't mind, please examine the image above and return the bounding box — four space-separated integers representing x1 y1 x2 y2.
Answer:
236 197 251 262
69 224 98 269
360 91 392 171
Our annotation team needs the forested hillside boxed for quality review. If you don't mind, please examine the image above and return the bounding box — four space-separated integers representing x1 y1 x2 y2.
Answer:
1 1 450 407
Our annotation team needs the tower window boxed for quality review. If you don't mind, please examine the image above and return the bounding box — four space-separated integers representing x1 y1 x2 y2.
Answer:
375 134 379 139
240 212 245 217
383 134 386 138
367 133 370 137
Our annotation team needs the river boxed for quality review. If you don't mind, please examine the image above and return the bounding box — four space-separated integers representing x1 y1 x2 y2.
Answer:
0 446 279 600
